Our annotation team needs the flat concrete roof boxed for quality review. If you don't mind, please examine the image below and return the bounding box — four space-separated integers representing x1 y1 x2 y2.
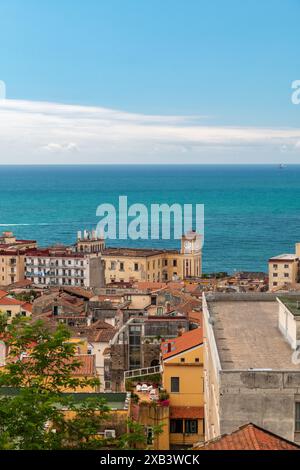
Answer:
269 254 298 261
208 300 300 371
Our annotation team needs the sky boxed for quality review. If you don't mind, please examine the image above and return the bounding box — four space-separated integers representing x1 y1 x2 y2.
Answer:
0 0 300 164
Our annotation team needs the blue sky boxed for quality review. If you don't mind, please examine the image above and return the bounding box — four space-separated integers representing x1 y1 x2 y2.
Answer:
0 0 300 163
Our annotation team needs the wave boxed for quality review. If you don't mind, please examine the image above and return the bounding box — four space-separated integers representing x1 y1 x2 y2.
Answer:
0 223 53 226
0 222 94 227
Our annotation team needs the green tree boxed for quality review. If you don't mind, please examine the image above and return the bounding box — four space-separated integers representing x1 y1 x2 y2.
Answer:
0 316 162 450
0 316 113 449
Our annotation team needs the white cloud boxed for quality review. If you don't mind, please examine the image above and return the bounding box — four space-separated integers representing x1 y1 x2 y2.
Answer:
0 98 299 163
42 142 79 153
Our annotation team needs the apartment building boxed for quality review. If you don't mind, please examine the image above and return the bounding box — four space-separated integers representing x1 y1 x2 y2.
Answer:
0 231 37 286
161 328 204 449
269 244 300 290
25 247 103 288
102 232 202 284
203 292 300 444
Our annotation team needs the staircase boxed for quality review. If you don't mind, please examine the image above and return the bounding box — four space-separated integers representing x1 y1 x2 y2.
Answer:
124 364 162 380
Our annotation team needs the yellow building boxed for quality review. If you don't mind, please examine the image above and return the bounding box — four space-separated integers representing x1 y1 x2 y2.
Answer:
268 246 300 291
131 401 170 450
0 295 32 322
161 327 204 449
0 231 37 286
102 232 202 284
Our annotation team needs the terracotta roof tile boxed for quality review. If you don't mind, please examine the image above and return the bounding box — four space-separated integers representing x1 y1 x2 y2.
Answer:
170 406 204 419
194 423 300 450
0 297 25 306
161 327 203 360
22 354 96 377
0 290 8 299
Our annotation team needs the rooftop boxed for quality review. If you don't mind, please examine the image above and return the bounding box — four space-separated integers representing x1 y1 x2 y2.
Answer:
194 423 300 450
25 248 85 258
207 299 300 370
278 296 300 317
103 247 179 257
0 388 128 410
170 406 204 419
161 327 203 360
269 254 299 261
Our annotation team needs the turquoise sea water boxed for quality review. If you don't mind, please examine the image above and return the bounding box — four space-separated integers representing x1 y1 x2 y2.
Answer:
0 164 299 273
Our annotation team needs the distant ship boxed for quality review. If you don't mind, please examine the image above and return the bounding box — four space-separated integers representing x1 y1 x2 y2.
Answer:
279 163 286 169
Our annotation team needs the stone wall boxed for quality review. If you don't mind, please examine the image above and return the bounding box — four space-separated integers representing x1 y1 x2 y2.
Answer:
219 370 300 442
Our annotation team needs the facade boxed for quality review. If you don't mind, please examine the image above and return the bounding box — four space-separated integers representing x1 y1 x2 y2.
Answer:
105 315 189 392
131 402 170 450
0 231 37 286
102 232 202 284
24 248 103 288
203 292 300 444
0 296 32 322
161 328 204 448
269 248 300 290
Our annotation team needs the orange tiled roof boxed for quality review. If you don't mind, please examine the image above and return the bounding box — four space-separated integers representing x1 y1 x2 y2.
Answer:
161 327 203 360
0 297 25 306
21 302 33 313
0 290 8 299
0 296 32 311
133 281 167 291
22 354 96 377
194 423 300 450
170 406 204 419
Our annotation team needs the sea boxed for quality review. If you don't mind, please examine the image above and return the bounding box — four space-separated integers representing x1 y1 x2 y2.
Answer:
0 164 299 274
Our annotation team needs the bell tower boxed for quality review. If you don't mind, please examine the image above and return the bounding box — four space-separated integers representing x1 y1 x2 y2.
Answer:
181 231 202 278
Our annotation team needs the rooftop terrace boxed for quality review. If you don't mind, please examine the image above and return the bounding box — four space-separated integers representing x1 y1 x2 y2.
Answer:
278 296 300 316
207 299 300 371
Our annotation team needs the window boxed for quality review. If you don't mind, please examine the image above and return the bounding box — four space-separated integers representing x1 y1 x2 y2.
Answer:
284 273 289 278
273 282 278 286
173 259 177 267
146 426 154 445
273 273 278 277
195 357 200 363
6 310 11 317
171 377 180 393
110 261 116 270
284 264 289 269
119 262 124 271
134 263 139 271
180 358 185 363
296 403 300 432
273 264 278 268
21 311 26 317
170 419 183 433
185 419 198 434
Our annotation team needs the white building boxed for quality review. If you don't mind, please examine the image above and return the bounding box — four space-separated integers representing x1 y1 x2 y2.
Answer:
25 247 103 288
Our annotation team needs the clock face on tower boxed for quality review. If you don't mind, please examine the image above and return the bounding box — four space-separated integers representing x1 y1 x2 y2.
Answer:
184 240 192 253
